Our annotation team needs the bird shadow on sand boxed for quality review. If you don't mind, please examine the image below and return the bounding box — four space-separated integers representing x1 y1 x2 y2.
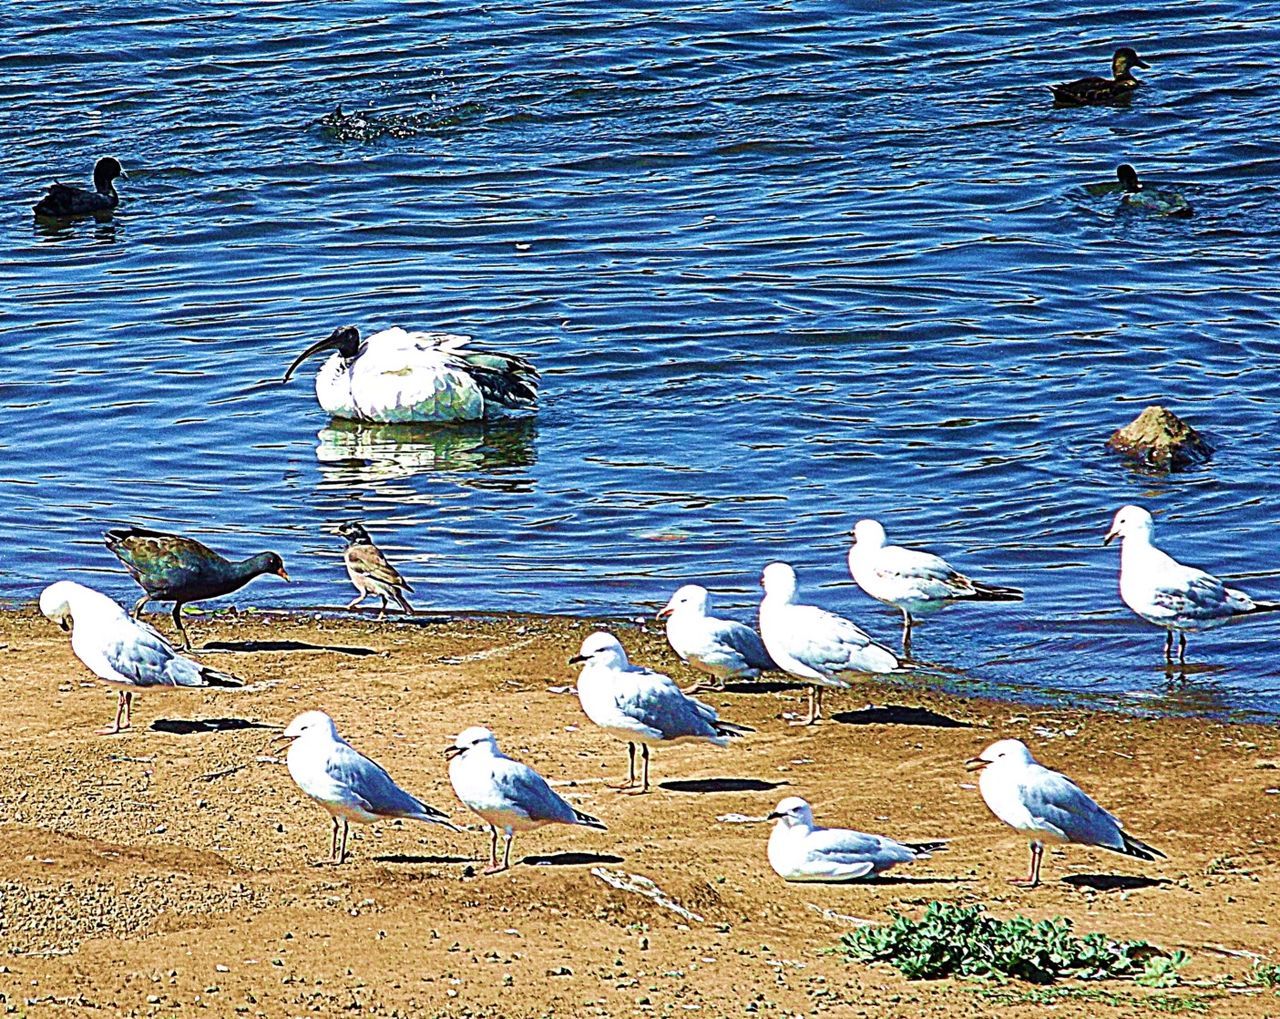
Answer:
372 854 475 865
199 639 378 656
1062 874 1171 892
860 874 969 886
149 717 278 735
720 679 808 695
659 777 788 794
831 705 971 728
523 852 624 867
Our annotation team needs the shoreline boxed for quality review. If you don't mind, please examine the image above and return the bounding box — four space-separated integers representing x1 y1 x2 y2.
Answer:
2 608 1280 1016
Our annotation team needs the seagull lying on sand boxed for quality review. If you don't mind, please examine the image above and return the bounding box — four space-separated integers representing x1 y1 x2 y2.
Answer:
766 796 946 882
657 584 776 691
848 518 1022 654
282 325 538 424
1104 505 1279 664
569 631 751 793
39 580 242 735
966 738 1164 888
447 726 606 873
277 710 457 864
758 562 898 725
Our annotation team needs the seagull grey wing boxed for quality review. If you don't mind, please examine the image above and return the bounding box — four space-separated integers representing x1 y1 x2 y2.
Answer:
1019 768 1124 848
716 619 777 670
787 604 897 675
327 743 438 819
103 624 203 688
876 546 977 598
804 827 894 864
493 759 577 825
614 680 718 740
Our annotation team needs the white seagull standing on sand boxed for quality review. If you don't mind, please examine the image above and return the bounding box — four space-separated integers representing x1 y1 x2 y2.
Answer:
657 583 777 691
277 710 458 864
966 738 1164 888
757 562 898 726
446 726 606 874
569 631 751 793
39 580 242 735
766 796 946 883
847 518 1022 654
282 325 538 423
1104 504 1279 664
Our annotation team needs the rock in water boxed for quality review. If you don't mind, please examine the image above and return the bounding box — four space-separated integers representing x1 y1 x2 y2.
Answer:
1106 406 1214 469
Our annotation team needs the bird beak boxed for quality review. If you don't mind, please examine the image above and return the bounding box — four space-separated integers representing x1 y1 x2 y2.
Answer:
1103 528 1118 546
766 811 783 820
656 606 672 620
119 168 129 179
964 756 988 772
1133 57 1151 68
567 653 589 664
276 567 291 581
282 328 350 384
444 746 463 760
58 619 70 632
270 731 294 745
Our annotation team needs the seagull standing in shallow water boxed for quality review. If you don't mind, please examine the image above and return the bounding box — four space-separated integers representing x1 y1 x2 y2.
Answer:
847 518 1022 655
569 631 750 793
446 726 605 874
282 325 538 424
657 584 776 691
758 561 898 726
966 738 1164 888
766 796 946 883
277 710 458 864
1104 505 1279 664
39 580 242 735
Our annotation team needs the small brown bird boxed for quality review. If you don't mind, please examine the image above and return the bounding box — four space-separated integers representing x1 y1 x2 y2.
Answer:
337 521 414 617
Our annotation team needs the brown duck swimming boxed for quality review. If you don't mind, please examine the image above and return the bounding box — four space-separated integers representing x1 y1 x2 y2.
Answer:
33 157 127 219
1050 47 1150 106
104 525 288 648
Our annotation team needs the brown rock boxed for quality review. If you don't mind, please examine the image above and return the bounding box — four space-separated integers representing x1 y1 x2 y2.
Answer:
1107 405 1214 469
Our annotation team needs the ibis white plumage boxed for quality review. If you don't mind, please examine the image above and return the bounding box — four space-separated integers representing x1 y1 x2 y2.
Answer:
282 325 538 424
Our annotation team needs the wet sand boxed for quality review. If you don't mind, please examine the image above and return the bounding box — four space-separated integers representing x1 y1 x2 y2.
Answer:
3 607 1279 1017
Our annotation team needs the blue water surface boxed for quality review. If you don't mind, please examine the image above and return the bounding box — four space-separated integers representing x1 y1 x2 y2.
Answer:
2 0 1279 718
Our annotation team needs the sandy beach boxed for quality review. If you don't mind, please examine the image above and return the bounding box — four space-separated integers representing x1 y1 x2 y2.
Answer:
3 606 1280 1018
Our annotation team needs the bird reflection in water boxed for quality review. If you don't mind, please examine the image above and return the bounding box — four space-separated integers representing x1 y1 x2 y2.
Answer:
314 417 537 490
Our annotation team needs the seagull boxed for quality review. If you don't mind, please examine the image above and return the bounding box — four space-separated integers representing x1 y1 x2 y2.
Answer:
965 738 1164 888
657 584 776 691
766 796 946 882
104 525 289 650
281 325 538 424
39 580 242 735
568 631 751 793
1050 46 1149 106
446 725 606 874
1104 505 1279 664
337 521 414 617
33 156 127 219
758 562 898 725
276 710 458 864
847 518 1022 654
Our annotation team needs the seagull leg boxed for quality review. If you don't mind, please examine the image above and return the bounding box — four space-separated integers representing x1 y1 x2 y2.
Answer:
639 745 651 793
346 592 366 611
1164 631 1174 663
815 686 825 720
123 691 133 730
131 593 149 620
1008 841 1043 888
377 596 388 621
330 816 341 862
791 685 820 726
902 610 913 657
338 819 350 864
98 691 129 735
609 743 638 791
1178 632 1187 665
484 825 504 873
172 602 192 650
503 830 514 870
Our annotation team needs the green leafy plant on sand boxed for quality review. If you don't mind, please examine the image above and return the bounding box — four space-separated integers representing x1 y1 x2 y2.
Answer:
840 901 1174 984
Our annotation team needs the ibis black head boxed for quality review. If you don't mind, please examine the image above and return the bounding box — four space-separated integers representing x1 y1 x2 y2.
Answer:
1116 164 1142 192
338 521 373 545
282 325 363 384
1113 47 1149 75
93 157 127 193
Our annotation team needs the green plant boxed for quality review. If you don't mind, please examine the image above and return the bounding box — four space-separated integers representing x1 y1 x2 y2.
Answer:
840 901 1171 984
1251 961 1280 988
1137 950 1189 988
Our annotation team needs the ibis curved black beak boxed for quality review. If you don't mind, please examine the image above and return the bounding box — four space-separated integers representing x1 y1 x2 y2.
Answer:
282 325 362 384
